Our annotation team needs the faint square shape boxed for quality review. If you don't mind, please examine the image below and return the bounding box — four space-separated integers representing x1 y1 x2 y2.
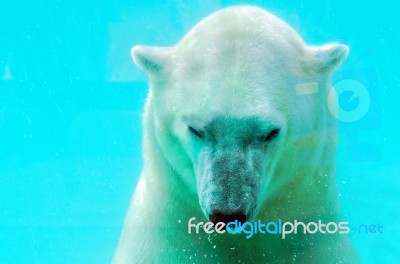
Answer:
295 82 319 95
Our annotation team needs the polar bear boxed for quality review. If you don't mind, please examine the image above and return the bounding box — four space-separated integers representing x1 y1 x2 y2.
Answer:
113 5 357 263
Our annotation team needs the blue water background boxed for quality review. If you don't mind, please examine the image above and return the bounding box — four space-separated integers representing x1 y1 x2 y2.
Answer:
0 0 399 263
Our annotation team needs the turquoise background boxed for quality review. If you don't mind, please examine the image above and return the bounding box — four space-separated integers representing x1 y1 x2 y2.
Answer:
0 0 399 263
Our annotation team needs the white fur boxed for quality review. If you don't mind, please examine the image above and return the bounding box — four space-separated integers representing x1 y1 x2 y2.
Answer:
113 6 356 263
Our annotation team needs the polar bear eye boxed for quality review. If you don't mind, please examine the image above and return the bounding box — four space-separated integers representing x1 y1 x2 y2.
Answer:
188 126 204 140
260 128 280 142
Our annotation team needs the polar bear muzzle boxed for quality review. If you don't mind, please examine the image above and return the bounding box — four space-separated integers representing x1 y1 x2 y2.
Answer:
191 116 281 223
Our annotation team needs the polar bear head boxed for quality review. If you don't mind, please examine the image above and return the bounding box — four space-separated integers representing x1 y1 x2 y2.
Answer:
131 6 348 223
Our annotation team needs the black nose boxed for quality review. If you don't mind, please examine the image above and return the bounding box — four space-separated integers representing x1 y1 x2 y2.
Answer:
209 212 247 224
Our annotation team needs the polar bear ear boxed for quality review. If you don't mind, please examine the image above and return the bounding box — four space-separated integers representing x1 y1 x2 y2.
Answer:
131 45 172 75
307 43 349 73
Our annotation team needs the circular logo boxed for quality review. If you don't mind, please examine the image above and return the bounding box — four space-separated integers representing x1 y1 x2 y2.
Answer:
327 79 370 123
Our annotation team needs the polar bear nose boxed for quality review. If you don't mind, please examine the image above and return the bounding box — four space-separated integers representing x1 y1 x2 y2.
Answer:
209 212 247 224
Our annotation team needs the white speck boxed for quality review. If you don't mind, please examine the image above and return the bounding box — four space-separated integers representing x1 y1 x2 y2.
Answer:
342 180 347 184
213 245 216 249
